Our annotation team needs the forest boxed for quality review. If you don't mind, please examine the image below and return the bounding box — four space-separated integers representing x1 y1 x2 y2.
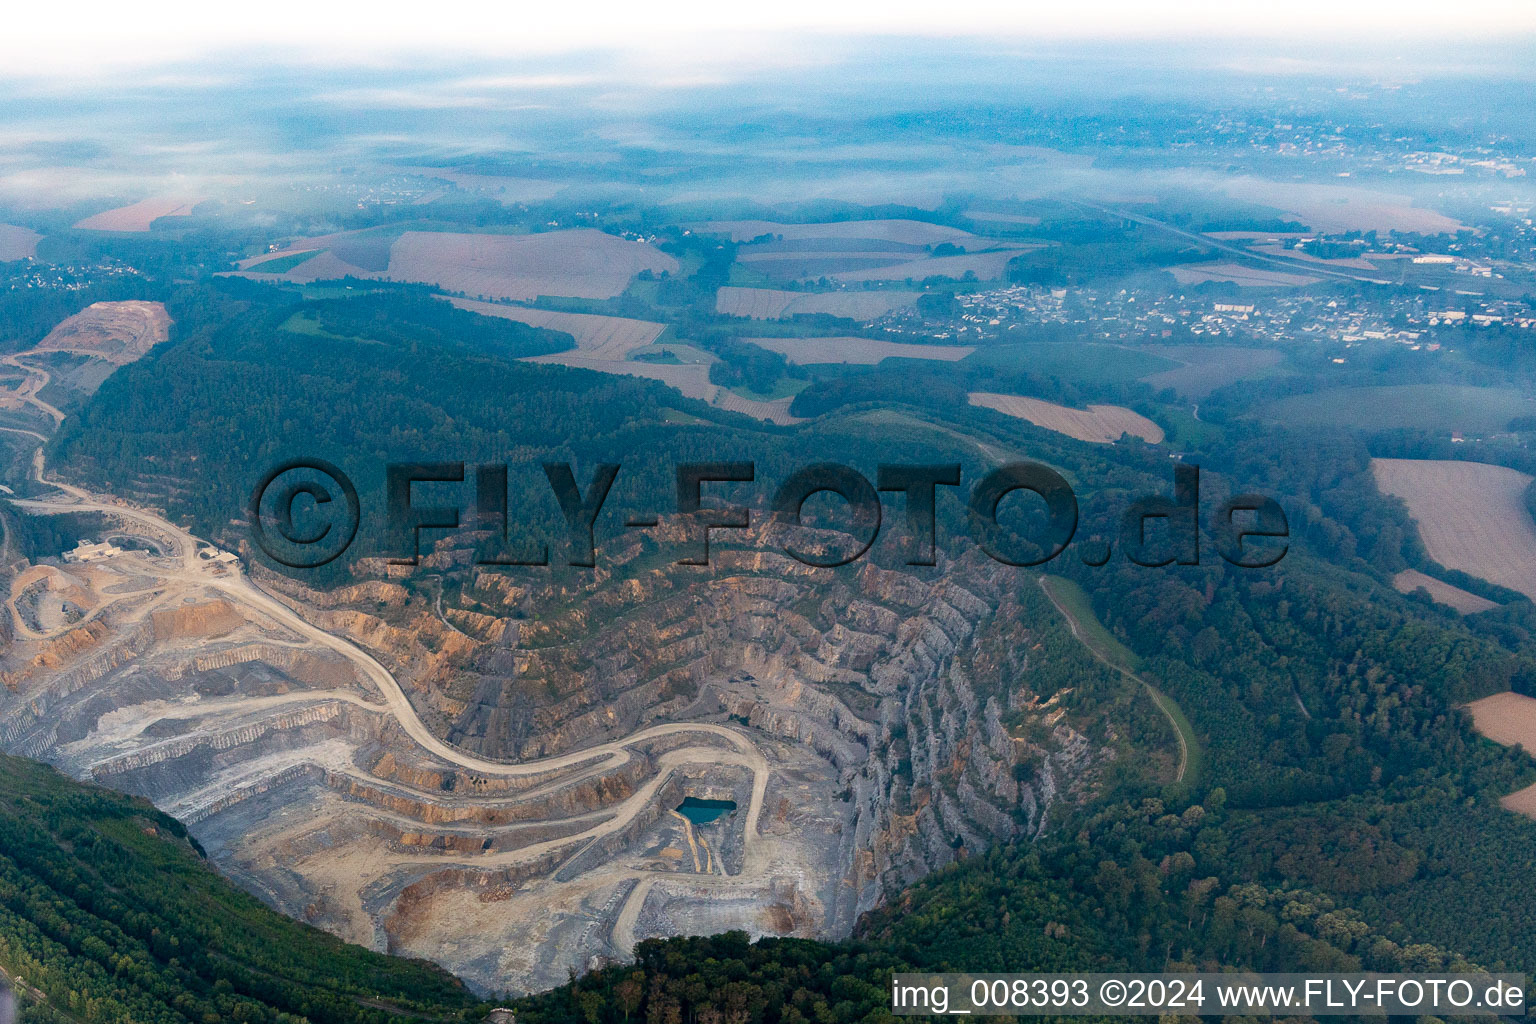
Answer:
0 753 487 1024
513 790 1496 1024
0 747 1505 1024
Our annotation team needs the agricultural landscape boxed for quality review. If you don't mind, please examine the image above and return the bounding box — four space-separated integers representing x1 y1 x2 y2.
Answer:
1 27 1535 1024
968 392 1164 444
1373 458 1536 602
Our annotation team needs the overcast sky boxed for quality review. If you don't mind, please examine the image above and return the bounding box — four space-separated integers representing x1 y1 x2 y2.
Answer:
6 0 1535 78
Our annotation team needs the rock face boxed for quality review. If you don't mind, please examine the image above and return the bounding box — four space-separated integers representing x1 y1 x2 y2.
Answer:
1 516 1110 994
152 599 245 640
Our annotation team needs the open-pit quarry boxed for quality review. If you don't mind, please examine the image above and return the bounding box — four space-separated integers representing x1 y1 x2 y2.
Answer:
0 346 1110 995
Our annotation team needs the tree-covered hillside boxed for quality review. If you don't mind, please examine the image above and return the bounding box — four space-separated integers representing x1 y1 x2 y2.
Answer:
0 753 488 1024
0 751 1499 1024
513 790 1495 1024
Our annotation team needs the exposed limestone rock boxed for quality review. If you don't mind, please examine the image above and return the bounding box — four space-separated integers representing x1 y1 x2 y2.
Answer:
1 516 1119 996
152 599 245 640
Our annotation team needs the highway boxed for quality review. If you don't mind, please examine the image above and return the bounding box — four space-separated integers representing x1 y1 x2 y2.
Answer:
1075 200 1394 286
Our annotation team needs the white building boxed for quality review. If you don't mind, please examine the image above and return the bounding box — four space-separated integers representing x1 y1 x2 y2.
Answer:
63 539 123 563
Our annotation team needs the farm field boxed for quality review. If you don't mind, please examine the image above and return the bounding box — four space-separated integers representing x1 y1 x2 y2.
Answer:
450 298 665 360
713 390 801 425
74 196 201 232
714 286 919 320
536 354 716 399
35 301 172 365
704 218 1030 285
233 228 676 300
449 314 794 425
1168 262 1322 288
963 210 1041 226
735 250 924 280
438 299 805 425
968 342 1179 384
829 248 1029 283
0 223 42 260
695 219 976 245
1503 783 1536 819
386 229 677 300
725 376 808 401
299 228 401 270
279 250 376 281
1461 690 1536 819
1392 569 1498 614
1215 176 1468 234
230 228 404 280
1139 345 1284 397
969 393 1164 443
1263 384 1534 434
239 249 325 275
1372 458 1536 602
1465 691 1536 752
517 352 799 425
748 336 973 365
239 248 315 270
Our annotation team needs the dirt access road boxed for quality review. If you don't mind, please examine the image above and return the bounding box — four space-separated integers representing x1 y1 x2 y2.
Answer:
1 354 778 956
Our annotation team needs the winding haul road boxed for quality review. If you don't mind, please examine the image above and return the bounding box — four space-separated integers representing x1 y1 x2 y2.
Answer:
2 355 773 955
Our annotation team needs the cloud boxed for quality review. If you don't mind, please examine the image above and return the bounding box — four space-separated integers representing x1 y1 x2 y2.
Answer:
1 0 1530 80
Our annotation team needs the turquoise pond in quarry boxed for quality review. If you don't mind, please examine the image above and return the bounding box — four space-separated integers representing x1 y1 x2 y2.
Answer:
676 797 737 825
